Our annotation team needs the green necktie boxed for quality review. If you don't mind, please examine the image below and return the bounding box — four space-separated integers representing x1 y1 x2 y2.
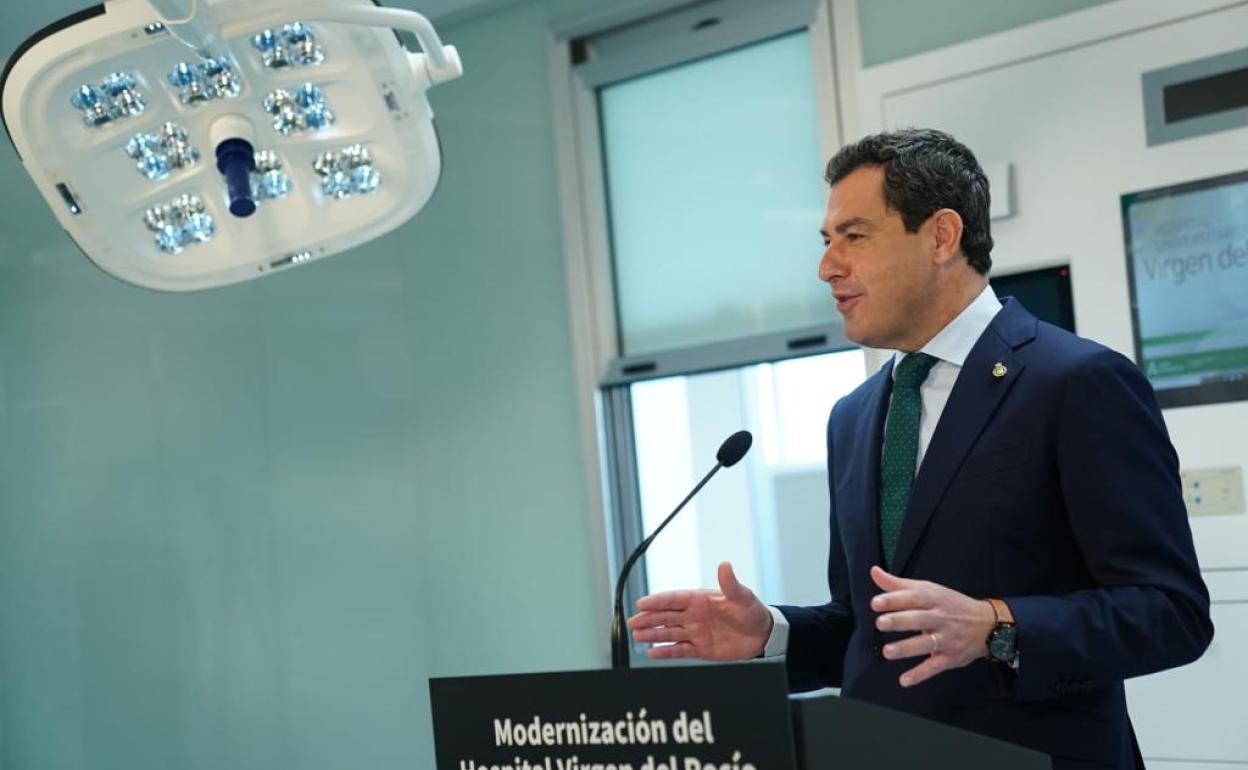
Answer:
879 352 939 570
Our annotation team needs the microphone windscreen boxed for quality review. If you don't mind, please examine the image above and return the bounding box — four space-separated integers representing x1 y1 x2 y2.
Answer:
716 430 753 467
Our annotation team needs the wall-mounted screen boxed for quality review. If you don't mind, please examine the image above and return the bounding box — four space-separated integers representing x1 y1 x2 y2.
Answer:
1122 170 1248 408
989 265 1076 334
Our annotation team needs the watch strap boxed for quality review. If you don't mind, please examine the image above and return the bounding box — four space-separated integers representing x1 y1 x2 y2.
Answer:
987 597 1015 625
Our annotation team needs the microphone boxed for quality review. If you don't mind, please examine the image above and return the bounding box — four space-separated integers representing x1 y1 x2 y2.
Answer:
611 429 753 669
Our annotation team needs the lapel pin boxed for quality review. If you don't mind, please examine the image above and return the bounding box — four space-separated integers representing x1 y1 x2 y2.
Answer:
992 362 1008 379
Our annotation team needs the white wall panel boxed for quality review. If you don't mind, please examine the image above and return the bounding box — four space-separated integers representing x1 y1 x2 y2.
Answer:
772 467 835 606
1127 586 1248 763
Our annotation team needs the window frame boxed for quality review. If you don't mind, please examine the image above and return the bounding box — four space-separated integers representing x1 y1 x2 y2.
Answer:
547 0 861 665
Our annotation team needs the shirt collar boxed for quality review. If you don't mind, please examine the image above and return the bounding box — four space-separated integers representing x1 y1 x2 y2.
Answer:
892 284 1003 376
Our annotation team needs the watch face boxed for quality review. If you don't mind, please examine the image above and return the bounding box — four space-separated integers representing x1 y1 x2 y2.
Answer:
989 624 1018 661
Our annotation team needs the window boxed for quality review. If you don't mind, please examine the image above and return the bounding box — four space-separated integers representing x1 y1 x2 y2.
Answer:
554 0 859 662
631 349 866 606
599 31 830 354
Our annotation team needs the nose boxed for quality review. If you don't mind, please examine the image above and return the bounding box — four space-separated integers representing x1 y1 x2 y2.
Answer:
818 242 845 284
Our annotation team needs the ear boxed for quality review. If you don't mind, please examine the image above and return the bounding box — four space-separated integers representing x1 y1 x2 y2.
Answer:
929 208 964 266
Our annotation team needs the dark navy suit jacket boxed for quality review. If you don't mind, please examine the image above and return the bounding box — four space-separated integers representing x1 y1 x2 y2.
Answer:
777 299 1213 769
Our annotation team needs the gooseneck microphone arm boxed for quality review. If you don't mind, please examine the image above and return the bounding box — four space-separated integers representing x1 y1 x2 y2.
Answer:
610 430 753 670
611 463 723 669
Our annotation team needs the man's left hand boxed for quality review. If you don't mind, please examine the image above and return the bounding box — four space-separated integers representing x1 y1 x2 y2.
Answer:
870 565 997 688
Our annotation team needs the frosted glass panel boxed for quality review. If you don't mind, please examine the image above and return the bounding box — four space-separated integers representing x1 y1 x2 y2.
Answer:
600 32 831 355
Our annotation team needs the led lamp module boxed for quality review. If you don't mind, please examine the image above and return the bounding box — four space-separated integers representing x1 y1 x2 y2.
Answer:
315 144 382 200
125 121 199 179
72 71 148 126
168 56 243 105
1 0 463 291
252 22 326 69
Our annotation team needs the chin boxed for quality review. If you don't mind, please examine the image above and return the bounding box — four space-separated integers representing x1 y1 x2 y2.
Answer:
842 321 874 348
848 330 893 351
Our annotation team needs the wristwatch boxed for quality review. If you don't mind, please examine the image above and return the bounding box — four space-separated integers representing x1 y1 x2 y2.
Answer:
985 597 1019 668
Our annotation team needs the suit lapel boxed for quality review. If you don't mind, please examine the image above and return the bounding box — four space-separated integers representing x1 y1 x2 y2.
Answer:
889 300 1036 575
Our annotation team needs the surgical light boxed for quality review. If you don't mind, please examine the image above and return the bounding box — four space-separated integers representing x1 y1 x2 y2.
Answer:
1 0 462 291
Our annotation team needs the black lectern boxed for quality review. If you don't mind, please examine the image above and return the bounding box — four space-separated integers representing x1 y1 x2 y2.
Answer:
429 663 1051 770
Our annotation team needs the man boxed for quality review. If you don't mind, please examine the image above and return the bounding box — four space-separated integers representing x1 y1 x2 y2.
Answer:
628 129 1213 769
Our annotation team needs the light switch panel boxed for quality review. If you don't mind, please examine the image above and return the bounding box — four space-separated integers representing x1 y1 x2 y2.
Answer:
1180 466 1245 517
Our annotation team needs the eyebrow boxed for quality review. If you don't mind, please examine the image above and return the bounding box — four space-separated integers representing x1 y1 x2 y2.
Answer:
820 217 874 239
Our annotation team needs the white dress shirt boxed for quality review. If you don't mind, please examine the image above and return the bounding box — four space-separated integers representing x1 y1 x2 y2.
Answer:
762 284 1003 657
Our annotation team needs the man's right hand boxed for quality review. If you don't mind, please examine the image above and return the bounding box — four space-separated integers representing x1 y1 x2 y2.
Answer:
627 561 774 660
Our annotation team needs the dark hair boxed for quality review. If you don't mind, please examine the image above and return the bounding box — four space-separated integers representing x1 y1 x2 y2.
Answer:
824 128 993 275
